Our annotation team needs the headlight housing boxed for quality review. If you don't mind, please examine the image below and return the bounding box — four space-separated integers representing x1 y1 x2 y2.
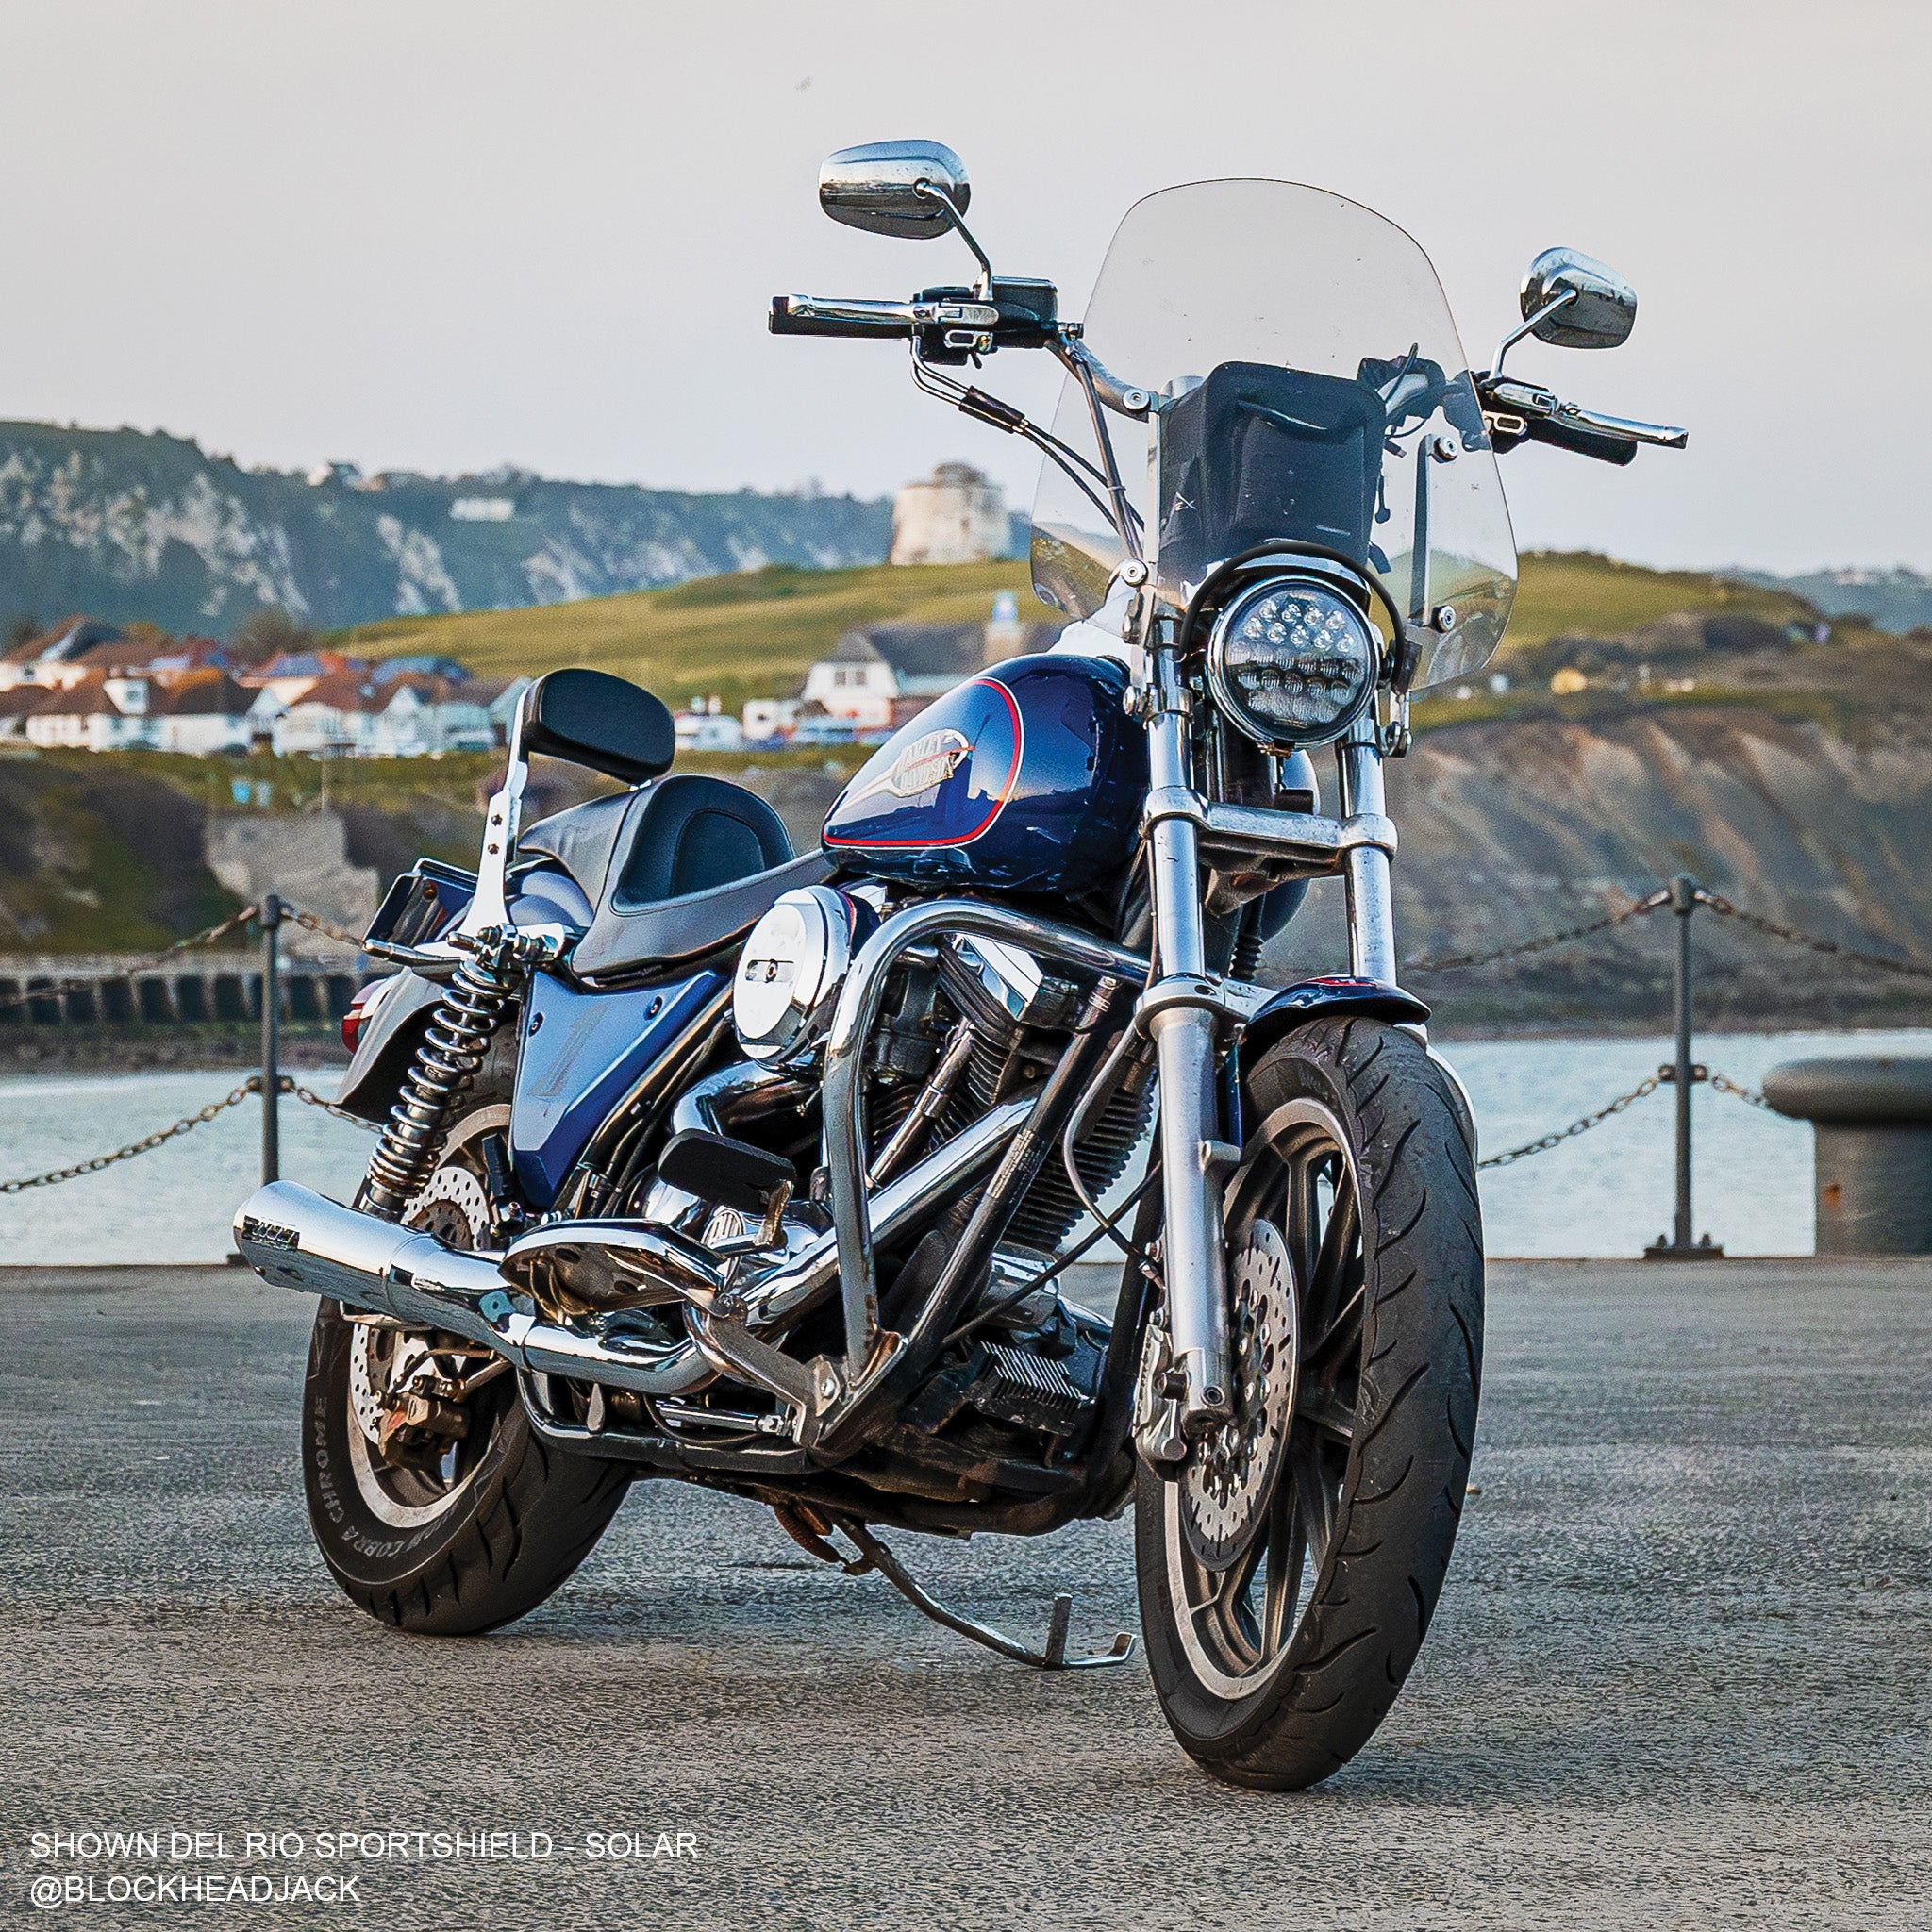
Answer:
1205 576 1379 749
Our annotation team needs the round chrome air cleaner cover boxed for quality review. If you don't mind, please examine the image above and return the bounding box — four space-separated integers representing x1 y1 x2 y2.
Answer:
733 885 871 1066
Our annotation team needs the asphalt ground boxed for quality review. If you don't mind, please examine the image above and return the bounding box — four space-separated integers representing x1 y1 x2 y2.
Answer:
1 1257 1927 1931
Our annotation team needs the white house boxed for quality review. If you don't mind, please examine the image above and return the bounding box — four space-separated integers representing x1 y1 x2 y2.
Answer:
741 698 800 743
799 609 1049 730
24 682 150 750
800 633 902 730
147 673 253 754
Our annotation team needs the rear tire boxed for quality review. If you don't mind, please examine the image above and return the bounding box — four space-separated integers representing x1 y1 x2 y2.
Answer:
1136 1017 1483 1789
303 1303 631 1634
302 1097 630 1634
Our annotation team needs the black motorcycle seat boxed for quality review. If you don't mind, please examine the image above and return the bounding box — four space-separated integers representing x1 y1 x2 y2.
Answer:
519 774 792 906
573 849 835 979
557 774 829 979
515 790 633 902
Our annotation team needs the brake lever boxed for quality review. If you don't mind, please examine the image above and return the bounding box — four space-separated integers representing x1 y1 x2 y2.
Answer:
1477 375 1688 453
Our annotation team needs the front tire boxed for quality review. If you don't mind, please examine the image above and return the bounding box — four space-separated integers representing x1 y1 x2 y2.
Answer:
1136 1018 1483 1790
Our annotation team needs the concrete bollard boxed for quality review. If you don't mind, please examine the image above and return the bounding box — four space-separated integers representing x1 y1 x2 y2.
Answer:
1762 1057 1932 1256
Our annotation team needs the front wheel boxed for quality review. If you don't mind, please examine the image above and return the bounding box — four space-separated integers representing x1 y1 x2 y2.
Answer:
1136 1018 1483 1790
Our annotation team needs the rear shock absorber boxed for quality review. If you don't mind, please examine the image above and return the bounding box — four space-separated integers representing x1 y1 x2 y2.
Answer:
363 943 521 1221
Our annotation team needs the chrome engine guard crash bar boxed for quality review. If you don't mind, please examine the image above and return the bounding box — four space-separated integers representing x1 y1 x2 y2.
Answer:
819 898 1149 1385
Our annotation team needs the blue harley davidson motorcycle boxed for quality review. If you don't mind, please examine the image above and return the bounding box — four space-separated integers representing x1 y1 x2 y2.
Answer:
236 145 1683 1788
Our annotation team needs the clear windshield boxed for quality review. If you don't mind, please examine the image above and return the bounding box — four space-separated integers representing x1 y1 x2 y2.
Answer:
1031 180 1516 691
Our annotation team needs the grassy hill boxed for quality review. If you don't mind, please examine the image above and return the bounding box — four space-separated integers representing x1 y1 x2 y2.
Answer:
339 559 1036 711
1500 552 1819 654
332 551 1826 708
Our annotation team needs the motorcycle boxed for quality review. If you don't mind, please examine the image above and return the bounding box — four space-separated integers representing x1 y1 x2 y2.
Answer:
235 143 1684 1790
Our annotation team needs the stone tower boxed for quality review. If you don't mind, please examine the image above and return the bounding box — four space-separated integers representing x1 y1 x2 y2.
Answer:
890 462 1008 566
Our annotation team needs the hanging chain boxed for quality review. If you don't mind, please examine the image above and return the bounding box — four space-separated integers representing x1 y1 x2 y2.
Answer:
1692 890 1932 981
0 903 263 1019
0 894 367 1025
285 905 370 949
0 1080 260 1192
1707 1070 1774 1111
1475 1073 1662 1170
1404 889 1671 975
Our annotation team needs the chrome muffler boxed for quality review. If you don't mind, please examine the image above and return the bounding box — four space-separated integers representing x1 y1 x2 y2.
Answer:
232 1093 1036 1407
233 1182 713 1394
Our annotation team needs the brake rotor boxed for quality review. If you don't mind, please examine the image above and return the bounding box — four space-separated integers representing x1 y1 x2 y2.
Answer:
347 1326 432 1447
404 1162 491 1250
1180 1218 1300 1569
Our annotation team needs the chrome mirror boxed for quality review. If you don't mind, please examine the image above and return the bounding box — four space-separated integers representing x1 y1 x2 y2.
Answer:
1520 247 1637 349
818 139 992 294
818 140 971 241
1491 246 1637 377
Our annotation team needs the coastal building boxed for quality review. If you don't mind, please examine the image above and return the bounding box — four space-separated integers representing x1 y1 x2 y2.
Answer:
795 597 1058 732
889 462 1009 566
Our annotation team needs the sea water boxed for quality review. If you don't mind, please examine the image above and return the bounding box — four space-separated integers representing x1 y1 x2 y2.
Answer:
0 1029 1924 1266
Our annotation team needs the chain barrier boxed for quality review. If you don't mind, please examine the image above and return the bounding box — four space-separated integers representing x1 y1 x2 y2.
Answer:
1475 1073 1662 1170
0 1079 260 1192
1708 1070 1774 1111
285 905 371 949
1403 889 1670 975
1692 889 1932 982
0 896 367 1026
289 1078 382 1131
0 1073 378 1193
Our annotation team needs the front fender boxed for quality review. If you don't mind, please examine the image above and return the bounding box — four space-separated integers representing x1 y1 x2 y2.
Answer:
1236 975 1429 1076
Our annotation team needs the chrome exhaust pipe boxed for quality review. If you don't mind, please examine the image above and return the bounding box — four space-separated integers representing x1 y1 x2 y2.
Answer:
233 1091 1038 1409
233 1182 711 1393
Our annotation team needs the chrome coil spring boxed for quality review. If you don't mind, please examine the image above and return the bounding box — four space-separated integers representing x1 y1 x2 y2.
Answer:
363 950 519 1220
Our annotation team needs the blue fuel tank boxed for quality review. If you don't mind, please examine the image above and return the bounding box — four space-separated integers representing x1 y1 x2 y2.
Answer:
822 653 1147 895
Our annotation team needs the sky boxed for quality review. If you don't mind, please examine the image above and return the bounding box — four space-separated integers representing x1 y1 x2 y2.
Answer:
0 1 1924 575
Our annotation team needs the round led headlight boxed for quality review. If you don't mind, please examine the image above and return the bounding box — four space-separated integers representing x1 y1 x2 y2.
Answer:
1206 576 1379 748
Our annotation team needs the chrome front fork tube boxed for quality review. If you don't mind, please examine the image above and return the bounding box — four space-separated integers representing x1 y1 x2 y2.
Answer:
1337 716 1398 984
1144 679 1234 1430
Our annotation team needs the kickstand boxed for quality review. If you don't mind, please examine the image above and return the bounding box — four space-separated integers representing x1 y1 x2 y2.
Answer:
806 1514 1136 1672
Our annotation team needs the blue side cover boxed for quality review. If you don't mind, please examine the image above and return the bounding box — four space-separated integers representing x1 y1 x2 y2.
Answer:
510 970 722 1206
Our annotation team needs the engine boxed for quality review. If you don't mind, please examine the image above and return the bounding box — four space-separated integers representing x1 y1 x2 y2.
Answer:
732 889 1150 1258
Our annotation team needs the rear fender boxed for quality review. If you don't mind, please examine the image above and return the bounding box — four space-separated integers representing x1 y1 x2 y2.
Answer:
334 866 594 1124
333 971 442 1122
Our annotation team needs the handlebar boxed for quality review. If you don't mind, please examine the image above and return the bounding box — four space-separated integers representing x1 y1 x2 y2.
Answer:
1478 375 1687 466
769 294 987 340
769 280 1060 360
1522 412 1639 466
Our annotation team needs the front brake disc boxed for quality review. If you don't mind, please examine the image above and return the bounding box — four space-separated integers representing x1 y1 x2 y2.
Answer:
1179 1218 1300 1570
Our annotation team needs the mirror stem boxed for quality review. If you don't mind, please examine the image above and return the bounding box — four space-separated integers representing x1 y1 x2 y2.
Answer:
1491 288 1577 379
913 179 994 297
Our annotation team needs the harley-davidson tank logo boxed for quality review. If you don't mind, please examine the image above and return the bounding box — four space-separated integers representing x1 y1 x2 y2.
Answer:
842 727 973 808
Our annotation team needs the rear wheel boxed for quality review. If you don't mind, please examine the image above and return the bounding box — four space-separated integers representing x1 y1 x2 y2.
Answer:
1136 1018 1482 1789
302 1102 630 1634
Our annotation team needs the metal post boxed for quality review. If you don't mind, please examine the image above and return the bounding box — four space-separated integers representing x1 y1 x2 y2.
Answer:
1645 874 1723 1259
260 893 282 1185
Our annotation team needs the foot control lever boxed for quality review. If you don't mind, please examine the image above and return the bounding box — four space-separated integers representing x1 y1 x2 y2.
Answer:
774 1506 1135 1671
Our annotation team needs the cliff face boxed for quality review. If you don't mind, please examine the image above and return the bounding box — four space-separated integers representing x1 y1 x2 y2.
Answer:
1264 706 1932 1029
0 422 892 637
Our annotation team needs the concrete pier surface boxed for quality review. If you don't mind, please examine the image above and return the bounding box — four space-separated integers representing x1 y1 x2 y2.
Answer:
2 1258 1927 1930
